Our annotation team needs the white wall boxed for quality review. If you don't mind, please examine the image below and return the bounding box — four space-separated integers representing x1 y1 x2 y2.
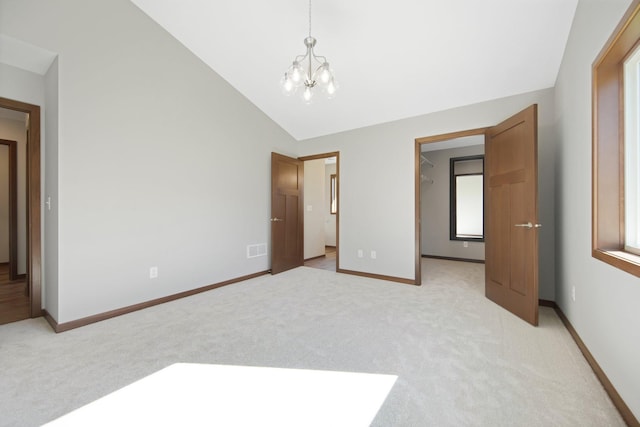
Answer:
0 63 45 108
1 0 297 323
44 57 59 319
298 88 556 298
421 145 485 261
324 163 337 246
303 159 325 259
555 0 640 419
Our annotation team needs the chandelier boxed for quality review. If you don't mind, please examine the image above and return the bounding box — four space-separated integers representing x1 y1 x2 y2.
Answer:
281 0 337 103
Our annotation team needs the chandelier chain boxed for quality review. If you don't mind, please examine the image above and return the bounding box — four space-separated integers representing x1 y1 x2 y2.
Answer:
308 0 312 37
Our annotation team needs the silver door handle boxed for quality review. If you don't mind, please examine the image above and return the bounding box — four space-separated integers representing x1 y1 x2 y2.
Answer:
514 222 542 229
270 218 284 222
514 222 533 228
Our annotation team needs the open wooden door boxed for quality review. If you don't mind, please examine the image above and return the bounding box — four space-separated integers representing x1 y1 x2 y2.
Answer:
485 105 540 326
271 152 304 274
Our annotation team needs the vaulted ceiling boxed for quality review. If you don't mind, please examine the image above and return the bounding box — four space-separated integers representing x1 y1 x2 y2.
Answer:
130 0 578 141
0 1 578 141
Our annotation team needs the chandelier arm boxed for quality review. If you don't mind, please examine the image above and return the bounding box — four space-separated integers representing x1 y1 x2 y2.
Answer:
294 53 309 63
311 53 327 63
313 63 327 74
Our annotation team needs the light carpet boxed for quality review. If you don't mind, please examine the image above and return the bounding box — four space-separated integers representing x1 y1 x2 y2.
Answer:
0 259 625 426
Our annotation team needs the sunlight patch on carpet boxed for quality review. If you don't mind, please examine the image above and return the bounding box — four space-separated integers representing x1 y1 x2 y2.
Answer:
44 363 397 427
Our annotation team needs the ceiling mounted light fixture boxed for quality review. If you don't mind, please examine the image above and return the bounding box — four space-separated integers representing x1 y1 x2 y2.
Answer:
281 0 337 103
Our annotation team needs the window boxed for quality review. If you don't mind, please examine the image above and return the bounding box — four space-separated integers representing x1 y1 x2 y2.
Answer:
330 174 337 214
450 155 484 241
624 44 640 256
593 0 640 277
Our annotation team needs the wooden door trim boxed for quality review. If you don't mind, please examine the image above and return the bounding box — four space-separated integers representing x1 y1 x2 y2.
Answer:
415 127 490 144
299 151 340 271
0 139 18 280
0 97 41 317
414 128 489 285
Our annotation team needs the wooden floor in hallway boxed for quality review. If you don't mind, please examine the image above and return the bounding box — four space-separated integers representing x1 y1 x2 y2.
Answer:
304 246 336 272
0 263 30 325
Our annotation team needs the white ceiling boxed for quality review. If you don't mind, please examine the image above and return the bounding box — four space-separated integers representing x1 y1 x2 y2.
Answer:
130 0 578 141
1 2 580 141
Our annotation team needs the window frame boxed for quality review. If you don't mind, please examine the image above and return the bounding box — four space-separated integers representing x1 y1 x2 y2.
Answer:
592 0 640 277
449 155 485 242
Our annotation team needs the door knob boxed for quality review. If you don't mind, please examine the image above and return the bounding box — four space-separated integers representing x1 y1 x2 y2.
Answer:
514 222 533 228
514 222 542 229
270 218 284 222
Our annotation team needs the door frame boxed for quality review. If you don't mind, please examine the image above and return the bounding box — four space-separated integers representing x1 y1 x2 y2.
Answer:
298 151 340 271
414 128 489 285
0 97 42 317
0 139 19 280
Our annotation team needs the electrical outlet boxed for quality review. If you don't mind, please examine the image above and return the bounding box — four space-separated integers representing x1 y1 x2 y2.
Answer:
149 266 158 279
571 286 576 302
371 250 377 259
463 241 469 248
357 249 363 258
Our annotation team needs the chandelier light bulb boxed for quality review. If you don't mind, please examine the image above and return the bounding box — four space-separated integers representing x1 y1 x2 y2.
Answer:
290 62 304 84
318 63 332 85
303 86 313 103
325 79 337 98
281 73 295 95
327 79 337 95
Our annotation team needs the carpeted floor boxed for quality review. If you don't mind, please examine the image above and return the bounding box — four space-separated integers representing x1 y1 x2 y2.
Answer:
0 259 625 426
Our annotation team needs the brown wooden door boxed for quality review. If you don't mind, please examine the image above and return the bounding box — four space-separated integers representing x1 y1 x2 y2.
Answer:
271 152 304 274
485 105 539 325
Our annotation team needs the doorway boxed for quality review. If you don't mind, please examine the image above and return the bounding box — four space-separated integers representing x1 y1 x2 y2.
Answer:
415 128 488 284
419 134 486 266
0 97 42 323
415 105 540 325
0 138 19 280
300 152 339 272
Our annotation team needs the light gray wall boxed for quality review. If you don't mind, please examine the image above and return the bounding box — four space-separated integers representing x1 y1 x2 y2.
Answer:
298 88 556 299
1 0 297 323
303 159 325 259
0 63 45 107
555 0 640 419
421 145 485 261
44 57 59 319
